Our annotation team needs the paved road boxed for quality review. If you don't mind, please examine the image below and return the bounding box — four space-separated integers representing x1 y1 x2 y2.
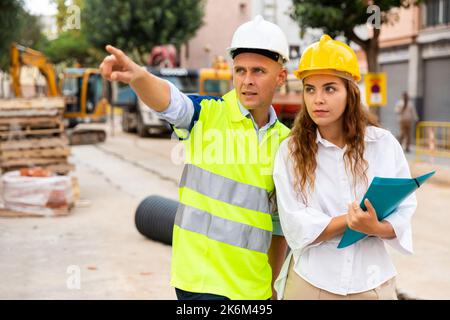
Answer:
1 129 449 299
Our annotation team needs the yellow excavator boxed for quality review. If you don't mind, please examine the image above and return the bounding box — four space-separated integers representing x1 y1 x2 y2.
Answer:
10 43 110 145
199 56 233 97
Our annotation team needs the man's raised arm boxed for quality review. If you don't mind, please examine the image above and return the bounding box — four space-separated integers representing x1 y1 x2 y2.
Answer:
99 45 170 112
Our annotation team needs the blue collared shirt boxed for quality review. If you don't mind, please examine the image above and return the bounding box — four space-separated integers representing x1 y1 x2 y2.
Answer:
156 81 278 142
153 81 283 236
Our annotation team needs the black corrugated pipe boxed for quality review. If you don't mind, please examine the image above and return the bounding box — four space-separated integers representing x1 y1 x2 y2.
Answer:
135 195 178 245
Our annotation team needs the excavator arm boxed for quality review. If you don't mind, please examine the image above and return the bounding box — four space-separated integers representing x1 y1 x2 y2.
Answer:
9 43 108 145
10 43 59 97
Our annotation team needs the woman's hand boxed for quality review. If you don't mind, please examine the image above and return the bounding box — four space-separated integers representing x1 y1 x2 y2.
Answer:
346 199 381 236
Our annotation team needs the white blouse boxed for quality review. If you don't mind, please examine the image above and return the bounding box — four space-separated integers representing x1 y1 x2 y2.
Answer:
273 126 417 298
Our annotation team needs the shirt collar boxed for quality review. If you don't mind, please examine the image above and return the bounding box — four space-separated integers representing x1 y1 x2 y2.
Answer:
237 99 278 129
315 126 385 147
315 129 336 148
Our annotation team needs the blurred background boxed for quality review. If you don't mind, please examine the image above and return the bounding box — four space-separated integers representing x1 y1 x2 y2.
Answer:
0 0 449 300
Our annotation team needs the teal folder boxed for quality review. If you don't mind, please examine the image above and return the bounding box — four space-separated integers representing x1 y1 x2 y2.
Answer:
337 171 435 249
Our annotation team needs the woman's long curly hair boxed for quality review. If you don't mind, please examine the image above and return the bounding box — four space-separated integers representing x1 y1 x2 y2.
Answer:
289 78 379 203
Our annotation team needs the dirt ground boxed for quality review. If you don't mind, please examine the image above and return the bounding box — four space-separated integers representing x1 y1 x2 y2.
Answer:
1 129 449 300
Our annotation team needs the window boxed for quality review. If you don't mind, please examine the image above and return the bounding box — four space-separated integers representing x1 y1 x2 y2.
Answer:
425 0 450 26
203 79 231 96
426 0 440 26
62 77 82 113
444 0 450 23
162 75 199 94
86 74 103 114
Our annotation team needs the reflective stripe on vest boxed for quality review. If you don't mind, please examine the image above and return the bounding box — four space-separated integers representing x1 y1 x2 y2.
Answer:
175 203 271 253
179 163 270 214
170 90 291 299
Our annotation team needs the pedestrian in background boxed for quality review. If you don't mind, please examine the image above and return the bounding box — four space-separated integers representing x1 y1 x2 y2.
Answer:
395 91 418 153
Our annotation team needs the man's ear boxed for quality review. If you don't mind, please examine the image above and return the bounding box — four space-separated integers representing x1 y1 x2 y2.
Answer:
277 68 288 87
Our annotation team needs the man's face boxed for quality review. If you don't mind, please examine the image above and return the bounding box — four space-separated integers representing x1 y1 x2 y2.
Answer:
233 53 287 110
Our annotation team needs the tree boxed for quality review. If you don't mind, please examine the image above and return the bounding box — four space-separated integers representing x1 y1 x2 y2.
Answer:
290 0 421 74
52 0 85 33
83 0 205 64
19 14 49 49
44 0 103 67
0 0 23 69
0 0 48 70
52 0 67 33
42 31 91 66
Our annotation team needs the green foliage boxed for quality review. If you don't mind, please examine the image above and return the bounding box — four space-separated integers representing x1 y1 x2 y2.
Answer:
42 31 91 65
83 0 205 64
51 0 85 33
291 0 419 37
290 0 421 71
42 0 103 67
0 0 23 69
291 1 364 38
0 0 23 56
20 14 49 49
0 0 48 70
1 0 204 69
52 0 67 33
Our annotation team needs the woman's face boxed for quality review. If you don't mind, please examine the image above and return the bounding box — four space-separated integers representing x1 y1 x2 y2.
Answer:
303 74 348 129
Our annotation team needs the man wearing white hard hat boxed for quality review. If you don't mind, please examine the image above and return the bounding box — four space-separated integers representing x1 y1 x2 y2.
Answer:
99 15 290 300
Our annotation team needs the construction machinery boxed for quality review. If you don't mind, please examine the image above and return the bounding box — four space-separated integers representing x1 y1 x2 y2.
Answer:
10 43 110 145
199 56 232 96
115 57 232 136
148 44 177 68
116 67 199 137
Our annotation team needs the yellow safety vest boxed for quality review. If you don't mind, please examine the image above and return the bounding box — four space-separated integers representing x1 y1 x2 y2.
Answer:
170 89 290 299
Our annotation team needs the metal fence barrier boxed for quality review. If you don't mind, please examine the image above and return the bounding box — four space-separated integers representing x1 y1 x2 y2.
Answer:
415 121 450 161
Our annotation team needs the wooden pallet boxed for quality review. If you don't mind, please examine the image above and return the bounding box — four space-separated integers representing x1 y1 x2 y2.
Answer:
1 157 68 167
0 147 71 159
40 163 75 175
0 109 61 118
0 207 71 217
0 118 63 134
1 163 75 175
0 97 74 174
0 136 69 151
0 115 62 126
0 97 65 110
0 125 64 139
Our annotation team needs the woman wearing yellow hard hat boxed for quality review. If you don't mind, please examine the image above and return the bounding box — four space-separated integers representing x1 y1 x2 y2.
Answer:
272 35 417 299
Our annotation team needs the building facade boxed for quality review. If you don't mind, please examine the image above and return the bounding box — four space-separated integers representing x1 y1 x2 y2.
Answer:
371 0 450 136
180 0 252 69
180 0 314 72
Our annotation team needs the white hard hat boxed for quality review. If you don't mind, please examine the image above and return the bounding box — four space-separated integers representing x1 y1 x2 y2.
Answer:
227 15 290 63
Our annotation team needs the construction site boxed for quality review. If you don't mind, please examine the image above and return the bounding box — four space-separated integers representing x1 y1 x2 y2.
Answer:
0 55 449 299
0 118 449 300
1 0 450 302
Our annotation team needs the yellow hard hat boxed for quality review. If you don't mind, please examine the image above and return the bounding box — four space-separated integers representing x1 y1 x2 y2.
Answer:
294 35 361 82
